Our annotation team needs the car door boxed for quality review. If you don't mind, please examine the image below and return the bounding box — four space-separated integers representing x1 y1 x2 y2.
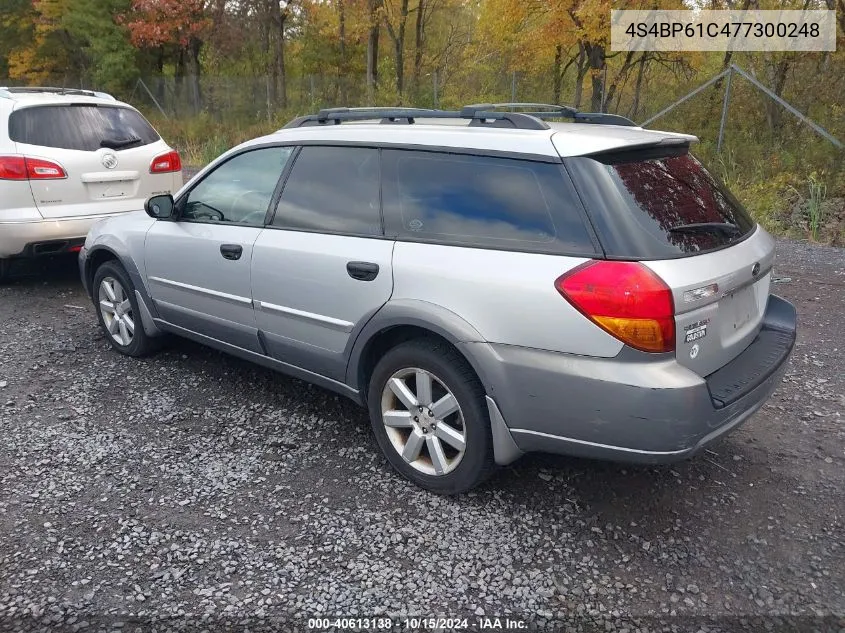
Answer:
251 146 394 381
145 146 294 353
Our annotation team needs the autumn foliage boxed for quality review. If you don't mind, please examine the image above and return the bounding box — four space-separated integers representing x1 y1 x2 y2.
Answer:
124 0 211 48
0 0 842 241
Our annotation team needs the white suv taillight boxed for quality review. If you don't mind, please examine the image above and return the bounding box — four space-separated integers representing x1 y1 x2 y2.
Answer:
150 150 182 174
0 156 67 180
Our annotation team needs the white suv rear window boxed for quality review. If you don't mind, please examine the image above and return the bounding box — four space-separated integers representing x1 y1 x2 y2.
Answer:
9 105 160 151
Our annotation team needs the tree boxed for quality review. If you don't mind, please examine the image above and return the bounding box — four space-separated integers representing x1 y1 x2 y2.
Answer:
270 1 293 108
124 0 211 112
63 0 139 91
6 0 81 83
383 0 410 99
366 0 381 102
0 0 36 79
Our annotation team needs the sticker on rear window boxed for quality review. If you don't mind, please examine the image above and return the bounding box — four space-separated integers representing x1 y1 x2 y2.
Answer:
684 319 710 343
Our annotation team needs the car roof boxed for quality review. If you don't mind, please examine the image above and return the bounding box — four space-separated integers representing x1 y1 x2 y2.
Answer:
241 119 697 159
0 87 124 108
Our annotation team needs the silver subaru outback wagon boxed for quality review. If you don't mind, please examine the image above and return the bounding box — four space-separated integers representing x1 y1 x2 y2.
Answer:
79 104 797 494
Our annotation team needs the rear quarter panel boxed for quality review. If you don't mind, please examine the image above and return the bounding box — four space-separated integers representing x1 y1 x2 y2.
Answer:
391 242 625 357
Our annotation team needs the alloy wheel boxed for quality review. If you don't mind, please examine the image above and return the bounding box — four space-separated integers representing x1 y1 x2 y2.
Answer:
98 276 135 346
380 367 467 476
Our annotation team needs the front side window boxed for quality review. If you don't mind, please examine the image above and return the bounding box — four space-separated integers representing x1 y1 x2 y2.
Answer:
181 147 293 225
272 146 381 236
9 105 160 151
381 150 596 254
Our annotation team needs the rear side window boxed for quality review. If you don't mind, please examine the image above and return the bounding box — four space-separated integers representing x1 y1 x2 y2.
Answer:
565 151 756 259
381 150 596 255
273 146 381 236
9 105 160 151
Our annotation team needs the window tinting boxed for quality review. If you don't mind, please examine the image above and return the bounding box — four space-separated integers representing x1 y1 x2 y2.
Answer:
381 150 595 254
182 147 293 225
565 152 756 259
273 146 381 236
9 105 160 151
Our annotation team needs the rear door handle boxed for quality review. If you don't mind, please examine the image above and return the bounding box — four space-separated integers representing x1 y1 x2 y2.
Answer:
346 261 379 281
220 243 243 260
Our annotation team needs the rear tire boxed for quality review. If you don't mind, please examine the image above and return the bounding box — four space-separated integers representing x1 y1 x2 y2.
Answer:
367 338 495 494
0 259 11 284
92 261 160 357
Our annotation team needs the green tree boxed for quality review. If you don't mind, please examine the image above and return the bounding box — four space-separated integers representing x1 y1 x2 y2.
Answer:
0 0 36 78
63 0 139 91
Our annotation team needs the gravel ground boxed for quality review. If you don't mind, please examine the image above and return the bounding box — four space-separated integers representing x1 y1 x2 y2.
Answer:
0 238 843 633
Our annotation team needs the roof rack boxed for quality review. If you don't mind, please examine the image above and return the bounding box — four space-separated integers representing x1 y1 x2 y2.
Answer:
282 102 637 130
284 106 551 130
0 86 116 101
465 103 637 127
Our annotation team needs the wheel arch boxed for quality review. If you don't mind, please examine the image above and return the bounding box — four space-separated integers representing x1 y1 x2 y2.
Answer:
86 244 162 338
346 300 490 400
84 245 121 295
348 300 523 467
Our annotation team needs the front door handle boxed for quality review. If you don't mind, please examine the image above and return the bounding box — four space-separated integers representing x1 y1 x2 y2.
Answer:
347 261 379 281
220 243 243 260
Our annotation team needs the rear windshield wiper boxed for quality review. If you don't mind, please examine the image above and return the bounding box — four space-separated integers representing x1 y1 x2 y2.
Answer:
100 136 142 150
667 222 742 236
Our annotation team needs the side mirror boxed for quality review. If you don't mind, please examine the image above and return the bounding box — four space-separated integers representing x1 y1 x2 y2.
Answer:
145 194 175 219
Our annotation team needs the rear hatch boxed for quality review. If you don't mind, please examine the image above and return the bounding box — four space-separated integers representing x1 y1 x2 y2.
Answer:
9 102 180 219
564 145 772 377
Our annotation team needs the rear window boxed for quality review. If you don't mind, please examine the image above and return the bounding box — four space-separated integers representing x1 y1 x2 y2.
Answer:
381 149 597 255
9 105 160 151
565 151 755 259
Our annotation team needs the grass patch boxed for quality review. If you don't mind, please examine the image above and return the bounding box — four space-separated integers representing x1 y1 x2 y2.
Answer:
150 112 298 167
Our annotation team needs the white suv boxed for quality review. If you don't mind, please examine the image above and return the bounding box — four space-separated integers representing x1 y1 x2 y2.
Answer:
0 87 182 281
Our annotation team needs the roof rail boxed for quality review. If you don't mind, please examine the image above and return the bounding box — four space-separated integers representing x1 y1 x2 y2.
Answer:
0 86 116 101
463 103 637 127
282 102 637 130
463 102 578 117
284 106 551 131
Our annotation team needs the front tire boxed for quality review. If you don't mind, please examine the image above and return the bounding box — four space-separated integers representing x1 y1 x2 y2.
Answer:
92 261 159 357
367 338 495 494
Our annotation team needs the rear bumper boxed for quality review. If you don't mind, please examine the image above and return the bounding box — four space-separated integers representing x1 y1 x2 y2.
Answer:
0 214 124 259
475 295 796 463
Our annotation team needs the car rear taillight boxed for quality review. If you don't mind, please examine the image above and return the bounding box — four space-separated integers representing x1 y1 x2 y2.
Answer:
0 156 66 180
150 150 182 174
555 261 675 353
0 156 26 180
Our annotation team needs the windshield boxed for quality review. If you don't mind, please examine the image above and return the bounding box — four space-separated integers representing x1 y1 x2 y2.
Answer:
565 150 756 259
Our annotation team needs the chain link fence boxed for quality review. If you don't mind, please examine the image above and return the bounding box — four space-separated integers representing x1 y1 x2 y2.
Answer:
2 70 842 239
3 70 841 175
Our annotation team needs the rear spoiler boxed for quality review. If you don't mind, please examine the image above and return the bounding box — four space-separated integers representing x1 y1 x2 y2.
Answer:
581 137 696 163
